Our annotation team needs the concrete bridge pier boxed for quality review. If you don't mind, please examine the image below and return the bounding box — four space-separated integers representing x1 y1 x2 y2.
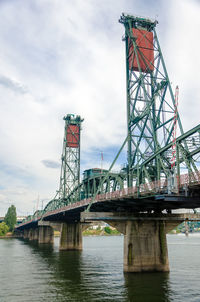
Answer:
59 222 82 250
38 225 54 244
81 212 185 273
32 228 39 241
23 228 39 241
28 228 34 241
23 229 29 239
123 220 169 272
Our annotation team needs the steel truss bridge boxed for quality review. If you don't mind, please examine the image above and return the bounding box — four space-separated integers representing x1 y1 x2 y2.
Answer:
16 13 200 230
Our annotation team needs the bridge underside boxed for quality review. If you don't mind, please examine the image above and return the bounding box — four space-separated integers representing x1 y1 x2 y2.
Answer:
16 202 200 273
40 194 200 224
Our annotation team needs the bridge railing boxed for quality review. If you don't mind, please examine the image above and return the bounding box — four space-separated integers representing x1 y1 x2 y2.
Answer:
179 170 200 187
92 170 200 203
18 169 200 227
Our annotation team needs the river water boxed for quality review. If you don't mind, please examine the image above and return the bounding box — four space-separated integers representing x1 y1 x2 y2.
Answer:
0 234 200 302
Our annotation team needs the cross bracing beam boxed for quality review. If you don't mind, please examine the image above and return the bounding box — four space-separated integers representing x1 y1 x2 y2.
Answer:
139 124 200 168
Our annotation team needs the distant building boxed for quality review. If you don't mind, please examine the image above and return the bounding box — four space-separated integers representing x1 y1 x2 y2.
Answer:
0 216 26 224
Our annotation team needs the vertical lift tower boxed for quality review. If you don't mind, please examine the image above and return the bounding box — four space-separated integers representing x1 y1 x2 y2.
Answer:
115 13 186 272
119 14 184 191
59 114 83 202
58 114 84 251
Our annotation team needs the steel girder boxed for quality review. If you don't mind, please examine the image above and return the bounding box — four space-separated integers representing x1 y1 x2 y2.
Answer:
21 172 125 223
82 172 125 199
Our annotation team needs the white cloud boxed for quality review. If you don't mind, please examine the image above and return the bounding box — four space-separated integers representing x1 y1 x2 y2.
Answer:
162 0 200 132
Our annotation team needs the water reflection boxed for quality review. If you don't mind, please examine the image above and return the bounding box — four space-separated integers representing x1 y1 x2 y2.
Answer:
124 272 172 302
26 239 96 301
2 235 200 301
24 237 173 302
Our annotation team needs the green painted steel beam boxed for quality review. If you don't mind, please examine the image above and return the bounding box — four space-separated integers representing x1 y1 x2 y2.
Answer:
140 124 200 168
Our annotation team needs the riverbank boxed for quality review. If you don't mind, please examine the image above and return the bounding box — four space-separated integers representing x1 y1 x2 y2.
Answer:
82 228 121 236
0 232 19 239
0 228 121 239
54 228 121 237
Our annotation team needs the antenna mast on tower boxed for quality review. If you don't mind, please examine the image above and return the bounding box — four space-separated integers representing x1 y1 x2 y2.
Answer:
171 86 179 171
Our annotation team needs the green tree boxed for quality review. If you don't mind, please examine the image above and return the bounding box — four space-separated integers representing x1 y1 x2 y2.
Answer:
0 222 9 236
4 205 17 232
104 226 112 234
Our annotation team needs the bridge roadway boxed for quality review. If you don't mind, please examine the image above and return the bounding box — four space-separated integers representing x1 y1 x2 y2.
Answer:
16 168 200 228
15 171 200 273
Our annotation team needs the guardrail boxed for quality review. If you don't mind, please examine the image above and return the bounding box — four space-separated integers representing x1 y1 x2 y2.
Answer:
17 169 200 227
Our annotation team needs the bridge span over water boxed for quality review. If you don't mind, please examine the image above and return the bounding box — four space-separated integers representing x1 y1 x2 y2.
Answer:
15 14 200 273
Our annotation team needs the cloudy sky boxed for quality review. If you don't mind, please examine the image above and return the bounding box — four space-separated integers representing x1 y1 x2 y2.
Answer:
0 0 199 216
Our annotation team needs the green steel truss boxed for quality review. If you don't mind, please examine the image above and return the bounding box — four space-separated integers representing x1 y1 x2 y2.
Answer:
119 13 199 189
82 171 125 199
39 171 125 215
22 125 200 224
59 114 83 200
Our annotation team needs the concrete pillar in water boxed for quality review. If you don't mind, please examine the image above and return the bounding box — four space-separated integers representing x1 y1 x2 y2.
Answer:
38 226 54 244
81 212 196 273
123 220 169 272
28 228 34 241
59 222 82 250
32 228 39 241
23 229 29 239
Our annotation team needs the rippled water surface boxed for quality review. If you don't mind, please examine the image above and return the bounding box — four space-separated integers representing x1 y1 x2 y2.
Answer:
0 234 200 301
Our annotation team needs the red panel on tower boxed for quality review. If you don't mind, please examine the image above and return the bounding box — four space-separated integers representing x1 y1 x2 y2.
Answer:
66 124 80 148
129 28 154 72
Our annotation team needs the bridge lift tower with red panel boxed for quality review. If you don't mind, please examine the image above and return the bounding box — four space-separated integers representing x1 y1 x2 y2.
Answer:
58 114 84 202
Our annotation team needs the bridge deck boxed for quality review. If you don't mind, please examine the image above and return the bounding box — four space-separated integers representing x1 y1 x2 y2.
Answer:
16 181 200 230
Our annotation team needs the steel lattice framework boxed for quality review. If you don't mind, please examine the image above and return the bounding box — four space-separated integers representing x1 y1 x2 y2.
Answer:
59 114 83 200
119 13 199 191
